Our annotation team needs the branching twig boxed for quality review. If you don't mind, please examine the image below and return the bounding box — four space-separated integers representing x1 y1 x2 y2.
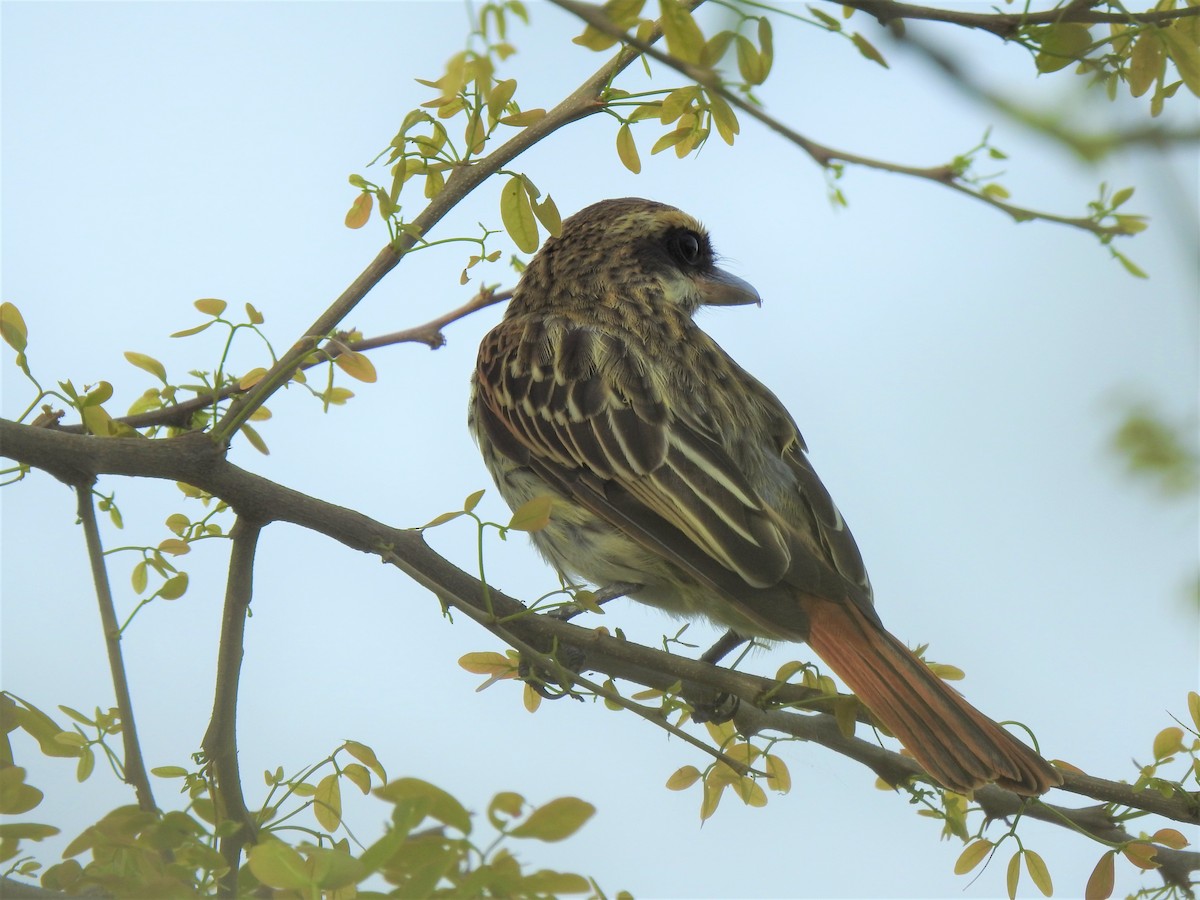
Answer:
549 0 1156 237
211 21 667 443
201 516 263 898
352 287 512 352
74 482 157 814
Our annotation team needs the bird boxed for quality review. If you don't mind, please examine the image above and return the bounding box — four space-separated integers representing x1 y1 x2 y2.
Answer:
469 197 1061 796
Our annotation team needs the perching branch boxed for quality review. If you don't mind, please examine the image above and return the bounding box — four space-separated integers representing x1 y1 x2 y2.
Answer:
74 482 158 815
7 418 1198 861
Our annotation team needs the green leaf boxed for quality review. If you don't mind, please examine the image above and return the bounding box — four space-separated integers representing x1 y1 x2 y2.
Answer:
1035 23 1093 73
809 5 842 31
509 797 594 842
735 34 764 84
488 78 518 122
1128 32 1162 98
1153 726 1184 759
170 320 214 338
151 766 190 778
507 495 553 532
463 488 486 513
757 17 774 78
707 90 739 145
500 175 539 253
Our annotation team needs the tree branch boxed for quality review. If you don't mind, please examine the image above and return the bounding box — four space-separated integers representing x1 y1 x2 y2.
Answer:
841 0 1200 38
74 482 158 815
200 516 263 898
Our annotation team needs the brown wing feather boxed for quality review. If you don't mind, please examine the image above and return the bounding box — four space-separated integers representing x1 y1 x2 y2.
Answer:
475 317 794 591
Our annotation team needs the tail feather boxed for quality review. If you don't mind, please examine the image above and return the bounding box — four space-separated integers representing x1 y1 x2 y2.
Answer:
803 598 1061 796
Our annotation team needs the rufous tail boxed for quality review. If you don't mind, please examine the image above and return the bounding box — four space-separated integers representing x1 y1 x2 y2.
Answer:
803 598 1061 796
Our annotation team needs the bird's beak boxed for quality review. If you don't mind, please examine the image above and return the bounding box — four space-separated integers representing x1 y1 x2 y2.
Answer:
699 267 761 307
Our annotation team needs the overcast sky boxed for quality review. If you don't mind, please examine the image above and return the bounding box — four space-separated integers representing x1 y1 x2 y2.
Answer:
3 2 1198 898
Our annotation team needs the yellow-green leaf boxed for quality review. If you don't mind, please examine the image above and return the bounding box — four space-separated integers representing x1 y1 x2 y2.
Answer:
488 78 518 121
507 495 552 532
170 321 214 338
131 561 148 594
194 298 227 317
240 422 269 455
245 302 264 324
523 682 542 712
1189 690 1200 732
851 32 888 68
333 350 377 383
81 381 113 407
954 839 993 875
463 488 485 513
157 538 190 557
123 351 166 382
650 127 690 155
1006 850 1021 899
666 765 701 790
0 767 44 815
158 572 189 600
764 754 791 793
509 796 594 842
344 740 387 784
81 405 116 437
1128 31 1162 98
374 778 471 834
1162 23 1200 96
1085 851 1115 900
707 90 739 145
1153 725 1184 759
533 195 562 237
1122 841 1159 870
735 34 764 84
0 302 28 353
314 773 342 831
345 193 372 229
1152 828 1189 850
248 840 311 891
1024 849 1052 896
659 0 705 64
500 175 539 253
498 108 546 127
757 17 774 77
1036 23 1093 73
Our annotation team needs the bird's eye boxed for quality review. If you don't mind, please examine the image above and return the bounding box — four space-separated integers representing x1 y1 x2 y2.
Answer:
671 231 703 266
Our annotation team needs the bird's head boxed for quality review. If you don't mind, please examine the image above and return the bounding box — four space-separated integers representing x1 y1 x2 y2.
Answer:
510 198 760 318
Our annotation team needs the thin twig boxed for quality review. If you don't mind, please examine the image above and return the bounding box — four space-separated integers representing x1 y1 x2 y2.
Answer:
201 517 263 898
74 483 158 814
54 284 514 436
842 0 1199 38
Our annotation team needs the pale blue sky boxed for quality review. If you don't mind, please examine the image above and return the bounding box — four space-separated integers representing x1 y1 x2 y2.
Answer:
2 2 1198 897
